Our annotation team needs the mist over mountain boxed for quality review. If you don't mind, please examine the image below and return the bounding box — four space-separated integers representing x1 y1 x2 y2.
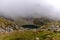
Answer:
0 0 60 20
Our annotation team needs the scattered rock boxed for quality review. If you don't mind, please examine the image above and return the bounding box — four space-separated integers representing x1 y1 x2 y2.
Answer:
0 17 19 33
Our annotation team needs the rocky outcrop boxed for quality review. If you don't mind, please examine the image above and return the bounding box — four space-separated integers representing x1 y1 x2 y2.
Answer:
0 17 19 33
38 24 60 32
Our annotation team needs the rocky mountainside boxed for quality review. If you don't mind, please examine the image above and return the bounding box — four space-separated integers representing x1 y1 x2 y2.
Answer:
0 17 60 40
0 17 19 33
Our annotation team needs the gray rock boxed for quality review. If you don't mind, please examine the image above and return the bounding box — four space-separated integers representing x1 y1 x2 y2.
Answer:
0 28 5 33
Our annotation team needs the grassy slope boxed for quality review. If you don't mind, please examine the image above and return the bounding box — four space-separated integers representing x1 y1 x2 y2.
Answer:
1 30 60 40
0 31 36 40
0 17 60 40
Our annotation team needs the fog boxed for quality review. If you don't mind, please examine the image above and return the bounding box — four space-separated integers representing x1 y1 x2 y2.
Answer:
0 0 60 20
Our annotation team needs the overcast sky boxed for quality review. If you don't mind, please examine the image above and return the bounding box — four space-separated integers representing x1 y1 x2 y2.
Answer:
0 0 60 19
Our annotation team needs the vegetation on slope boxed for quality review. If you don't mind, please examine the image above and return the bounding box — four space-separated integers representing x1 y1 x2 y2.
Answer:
0 17 60 40
0 31 36 40
0 17 19 33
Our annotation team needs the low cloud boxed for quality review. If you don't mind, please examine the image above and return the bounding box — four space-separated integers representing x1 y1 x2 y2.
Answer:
0 0 60 20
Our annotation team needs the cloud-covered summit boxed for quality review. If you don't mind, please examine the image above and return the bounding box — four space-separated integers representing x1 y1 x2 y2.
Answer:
0 0 60 19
